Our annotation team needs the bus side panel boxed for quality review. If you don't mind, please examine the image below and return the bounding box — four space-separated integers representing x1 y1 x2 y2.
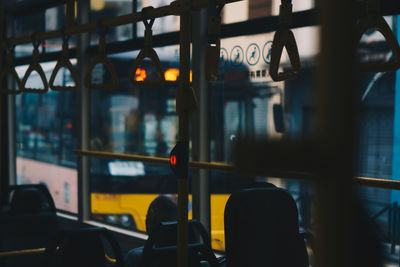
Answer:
211 194 230 251
16 157 78 213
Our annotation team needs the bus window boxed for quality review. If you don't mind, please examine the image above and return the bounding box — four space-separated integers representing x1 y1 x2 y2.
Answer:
90 158 189 232
207 25 320 250
88 46 189 233
90 0 133 43
89 48 180 157
223 0 315 24
15 62 78 214
209 29 322 162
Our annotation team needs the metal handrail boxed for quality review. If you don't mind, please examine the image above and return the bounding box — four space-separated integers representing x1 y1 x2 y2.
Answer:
83 25 118 90
355 0 400 72
0 44 22 94
73 149 400 191
21 37 48 94
0 248 46 258
129 7 165 88
49 30 79 91
0 247 117 263
269 0 301 81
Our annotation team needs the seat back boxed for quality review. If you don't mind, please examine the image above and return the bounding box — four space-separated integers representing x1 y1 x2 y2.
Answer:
2 184 56 214
0 212 58 250
0 185 59 267
45 227 123 267
140 220 218 267
224 187 308 267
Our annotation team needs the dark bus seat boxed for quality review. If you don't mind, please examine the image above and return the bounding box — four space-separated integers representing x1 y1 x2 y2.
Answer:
0 184 59 250
0 212 58 249
4 184 56 213
224 187 309 267
0 212 59 267
11 187 47 213
0 184 59 267
140 220 219 267
44 227 123 267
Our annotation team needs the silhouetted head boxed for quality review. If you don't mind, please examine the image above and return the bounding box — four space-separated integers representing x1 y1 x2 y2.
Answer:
145 195 178 235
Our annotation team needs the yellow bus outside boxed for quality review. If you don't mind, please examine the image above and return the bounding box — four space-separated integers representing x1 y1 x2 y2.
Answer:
91 193 230 251
16 157 231 251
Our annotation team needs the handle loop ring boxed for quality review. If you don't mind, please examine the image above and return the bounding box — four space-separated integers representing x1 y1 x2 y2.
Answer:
141 7 155 30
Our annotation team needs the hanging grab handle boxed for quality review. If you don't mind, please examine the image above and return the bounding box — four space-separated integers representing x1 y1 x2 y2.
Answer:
49 28 80 91
355 0 400 72
0 41 22 94
21 36 49 93
205 0 224 82
269 0 301 82
84 22 119 89
129 7 165 87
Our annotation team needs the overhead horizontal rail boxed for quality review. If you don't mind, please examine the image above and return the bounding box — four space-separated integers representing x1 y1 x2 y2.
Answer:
6 0 240 47
222 1 400 38
13 31 180 66
8 0 400 48
73 149 400 190
12 1 400 66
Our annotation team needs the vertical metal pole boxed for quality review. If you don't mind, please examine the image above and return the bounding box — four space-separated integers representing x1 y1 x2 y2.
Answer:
6 15 16 187
178 0 192 266
398 205 400 265
316 0 357 267
132 0 137 40
0 0 4 202
392 15 400 204
392 202 398 254
388 204 392 245
192 8 211 232
66 0 75 27
77 0 91 221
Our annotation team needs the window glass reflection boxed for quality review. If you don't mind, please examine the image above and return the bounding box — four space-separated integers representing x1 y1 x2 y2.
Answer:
89 46 180 157
91 0 133 42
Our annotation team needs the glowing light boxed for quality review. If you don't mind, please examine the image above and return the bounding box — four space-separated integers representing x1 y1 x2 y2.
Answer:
91 0 105 11
164 68 193 82
165 68 179 81
135 68 147 82
65 123 73 129
170 155 177 165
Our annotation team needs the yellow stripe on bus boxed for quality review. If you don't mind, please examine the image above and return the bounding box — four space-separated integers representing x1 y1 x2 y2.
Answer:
91 193 230 251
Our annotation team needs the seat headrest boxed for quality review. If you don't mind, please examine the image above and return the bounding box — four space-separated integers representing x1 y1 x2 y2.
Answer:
224 187 308 267
226 187 300 235
11 188 43 213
